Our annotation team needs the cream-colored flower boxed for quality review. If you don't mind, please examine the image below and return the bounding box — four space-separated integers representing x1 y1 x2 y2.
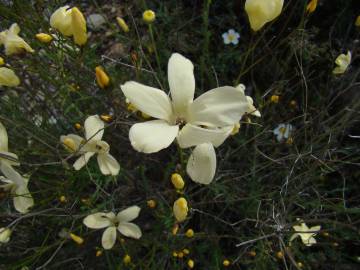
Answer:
0 121 20 173
289 222 321 246
50 6 87 46
0 23 34 55
60 115 120 176
121 53 249 153
333 51 351 75
83 206 142 250
245 0 284 31
173 197 188 222
0 164 34 213
0 227 11 243
0 67 20 87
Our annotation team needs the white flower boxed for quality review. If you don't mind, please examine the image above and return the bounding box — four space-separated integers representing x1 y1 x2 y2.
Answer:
333 51 351 74
83 206 142 250
236 84 261 117
0 227 12 244
0 121 20 173
0 165 34 213
222 29 240 45
289 222 321 246
60 115 120 176
121 53 250 153
0 23 34 55
273 123 293 142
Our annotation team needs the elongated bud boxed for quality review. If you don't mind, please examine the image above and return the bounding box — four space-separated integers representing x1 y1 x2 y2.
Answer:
95 66 110 89
35 33 53 43
173 197 188 222
116 17 129 32
69 233 84 245
171 173 185 189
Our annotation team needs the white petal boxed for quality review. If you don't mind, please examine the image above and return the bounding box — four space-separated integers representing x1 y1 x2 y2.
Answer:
97 153 120 176
186 143 216 185
13 184 34 213
117 222 142 239
168 53 195 115
304 236 317 246
83 212 114 229
116 206 141 223
101 226 117 249
189 86 249 127
60 134 84 153
73 152 95 170
129 120 179 153
84 115 104 141
177 124 232 148
0 164 24 187
0 151 20 167
0 121 8 152
121 81 173 122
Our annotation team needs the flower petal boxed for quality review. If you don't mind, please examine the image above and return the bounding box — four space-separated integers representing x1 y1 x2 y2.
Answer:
129 120 179 153
117 222 142 239
186 143 216 185
168 53 195 115
0 121 8 152
116 206 141 223
173 197 188 222
84 115 104 141
13 184 34 213
0 163 24 187
121 81 173 122
102 226 117 249
97 153 120 176
83 212 114 229
50 6 73 36
71 7 87 46
0 67 20 87
73 152 95 170
177 124 232 148
189 86 249 127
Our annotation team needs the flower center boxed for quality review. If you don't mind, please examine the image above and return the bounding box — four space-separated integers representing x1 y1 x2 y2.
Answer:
228 34 235 41
175 117 186 128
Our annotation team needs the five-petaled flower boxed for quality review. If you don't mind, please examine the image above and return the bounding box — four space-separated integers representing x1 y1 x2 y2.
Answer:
289 221 321 246
245 0 284 31
83 206 142 250
60 115 120 176
121 53 251 184
50 6 87 46
0 23 34 55
222 29 240 45
333 51 351 75
273 123 293 142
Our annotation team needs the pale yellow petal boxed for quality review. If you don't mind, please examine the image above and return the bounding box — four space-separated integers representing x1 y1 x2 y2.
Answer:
101 226 117 249
0 67 20 87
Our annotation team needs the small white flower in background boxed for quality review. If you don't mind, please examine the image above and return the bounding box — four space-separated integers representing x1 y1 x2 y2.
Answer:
289 221 321 246
273 123 293 142
333 51 351 75
222 29 240 45
60 115 120 176
121 53 252 184
83 206 142 250
0 165 34 213
0 121 20 173
48 116 57 125
0 23 34 55
0 227 12 244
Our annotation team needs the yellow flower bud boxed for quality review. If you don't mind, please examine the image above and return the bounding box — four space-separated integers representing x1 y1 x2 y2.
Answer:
322 231 329 237
223 259 231 267
183 248 190 255
245 0 284 31
0 227 11 243
59 195 67 203
297 262 304 268
171 173 185 189
172 251 178 257
286 137 293 145
116 17 129 32
35 33 53 43
356 15 360 27
96 250 103 257
306 0 317 14
187 259 195 269
185 229 194 238
276 251 284 259
173 197 188 222
289 100 297 108
95 66 110 89
143 10 156 23
74 123 82 130
270 95 279 103
248 251 256 257
172 223 179 235
62 137 77 152
147 199 157 209
231 122 241 135
0 57 4 65
100 114 113 122
0 67 20 87
123 254 131 265
71 7 87 46
178 251 184 258
69 233 84 245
